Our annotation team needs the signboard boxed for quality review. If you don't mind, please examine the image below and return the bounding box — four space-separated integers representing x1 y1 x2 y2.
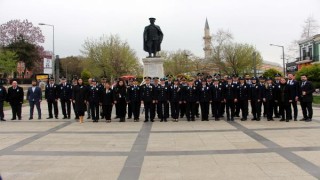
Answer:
36 74 49 91
286 62 298 72
43 58 53 74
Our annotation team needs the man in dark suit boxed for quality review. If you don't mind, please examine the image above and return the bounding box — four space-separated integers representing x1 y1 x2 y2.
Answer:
0 80 7 121
45 78 59 119
7 81 24 120
211 78 224 121
58 77 72 119
224 76 238 121
237 77 249 121
27 80 42 120
299 75 315 122
127 78 141 122
87 78 101 122
287 73 299 121
140 76 155 122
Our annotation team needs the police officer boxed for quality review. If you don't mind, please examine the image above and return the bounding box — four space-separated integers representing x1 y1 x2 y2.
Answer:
232 74 240 117
141 77 155 122
165 74 173 86
87 79 101 122
199 78 211 121
277 77 292 122
211 78 224 121
249 77 262 121
127 78 141 122
183 79 199 121
224 76 238 121
263 77 276 121
219 75 228 118
45 78 59 119
58 77 72 119
7 81 24 120
237 77 249 121
169 78 181 122
0 80 7 121
155 78 169 122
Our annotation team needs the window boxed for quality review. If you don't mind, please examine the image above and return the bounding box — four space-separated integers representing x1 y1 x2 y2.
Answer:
302 48 306 60
308 46 313 60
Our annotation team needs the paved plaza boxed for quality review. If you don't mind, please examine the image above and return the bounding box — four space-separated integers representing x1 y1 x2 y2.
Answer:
1 103 320 180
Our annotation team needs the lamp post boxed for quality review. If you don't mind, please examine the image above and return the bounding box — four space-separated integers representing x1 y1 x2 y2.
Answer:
270 44 285 76
39 23 56 82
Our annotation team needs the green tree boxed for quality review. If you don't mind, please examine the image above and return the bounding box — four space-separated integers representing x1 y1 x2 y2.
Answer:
162 50 196 76
60 56 84 80
5 36 41 78
81 69 92 85
81 34 142 79
221 43 263 75
262 68 282 78
0 49 17 77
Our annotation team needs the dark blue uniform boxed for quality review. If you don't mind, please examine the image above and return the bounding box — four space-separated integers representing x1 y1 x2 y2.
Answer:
127 85 141 121
249 83 262 120
155 85 170 121
264 84 276 120
87 85 101 122
287 79 299 120
211 84 224 120
140 84 155 122
199 85 211 121
182 85 199 121
100 88 114 121
58 83 72 119
224 83 238 121
237 83 249 120
169 84 181 120
45 83 59 118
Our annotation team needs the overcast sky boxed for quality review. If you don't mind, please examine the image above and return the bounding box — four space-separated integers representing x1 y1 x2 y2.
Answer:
1 0 320 65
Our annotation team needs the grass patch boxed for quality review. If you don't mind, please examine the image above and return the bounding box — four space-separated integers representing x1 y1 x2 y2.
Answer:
314 95 320 104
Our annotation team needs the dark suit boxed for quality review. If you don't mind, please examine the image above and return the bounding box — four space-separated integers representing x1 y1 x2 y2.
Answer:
211 84 224 119
58 83 72 118
249 83 262 120
7 86 24 119
299 81 315 120
237 84 249 120
224 83 238 120
155 85 170 121
0 86 7 120
127 85 141 120
264 84 277 120
87 85 101 121
45 83 59 118
276 83 292 120
287 79 299 120
199 85 211 121
182 86 199 121
101 88 114 120
27 86 42 118
169 85 181 120
140 84 155 121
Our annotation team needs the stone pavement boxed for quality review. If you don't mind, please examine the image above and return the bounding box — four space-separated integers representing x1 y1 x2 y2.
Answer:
1 103 320 180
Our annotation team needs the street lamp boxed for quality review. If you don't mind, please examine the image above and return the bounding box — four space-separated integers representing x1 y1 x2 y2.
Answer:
252 52 257 77
270 44 285 76
39 23 57 82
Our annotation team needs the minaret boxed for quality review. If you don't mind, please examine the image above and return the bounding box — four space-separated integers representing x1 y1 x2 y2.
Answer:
203 18 212 60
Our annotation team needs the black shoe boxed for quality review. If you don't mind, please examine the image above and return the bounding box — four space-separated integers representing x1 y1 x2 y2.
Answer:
164 119 167 122
231 118 234 121
305 118 312 122
294 118 297 121
257 118 261 121
127 117 132 119
196 115 199 118
11 118 16 120
55 116 58 119
0 118 6 121
280 119 285 121
300 118 306 121
47 117 53 119
68 116 71 119
18 117 21 120
38 117 41 120
191 118 195 121
144 120 149 122
114 116 119 119
235 115 240 117
87 116 91 119
29 117 33 120
151 119 154 122
274 116 280 118
75 117 79 120
251 118 257 121
227 118 230 121
63 116 68 119
286 119 289 122
160 119 163 122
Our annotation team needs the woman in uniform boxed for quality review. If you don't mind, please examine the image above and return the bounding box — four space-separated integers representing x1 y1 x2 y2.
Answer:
72 78 87 123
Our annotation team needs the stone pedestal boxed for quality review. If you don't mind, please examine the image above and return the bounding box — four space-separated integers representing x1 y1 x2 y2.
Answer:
142 57 164 78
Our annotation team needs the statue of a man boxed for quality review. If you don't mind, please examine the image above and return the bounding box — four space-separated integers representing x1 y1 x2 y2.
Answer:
143 17 163 58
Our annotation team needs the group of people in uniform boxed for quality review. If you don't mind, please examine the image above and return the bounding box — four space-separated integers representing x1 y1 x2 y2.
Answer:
0 72 315 124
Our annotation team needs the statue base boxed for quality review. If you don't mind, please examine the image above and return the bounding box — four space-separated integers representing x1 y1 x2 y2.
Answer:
142 57 164 78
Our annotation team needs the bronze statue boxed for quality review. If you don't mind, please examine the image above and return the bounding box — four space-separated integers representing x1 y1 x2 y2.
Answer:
143 17 163 58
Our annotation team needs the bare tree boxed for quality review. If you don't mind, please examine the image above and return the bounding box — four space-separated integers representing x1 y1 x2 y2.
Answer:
301 15 320 39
